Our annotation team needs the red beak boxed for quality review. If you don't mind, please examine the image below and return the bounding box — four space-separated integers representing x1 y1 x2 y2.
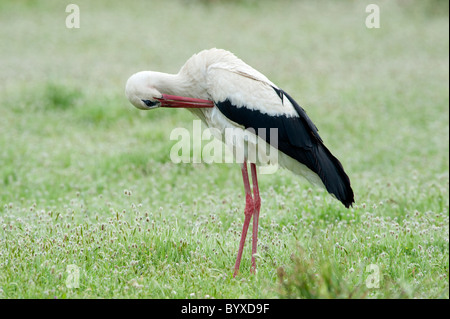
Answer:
155 94 214 108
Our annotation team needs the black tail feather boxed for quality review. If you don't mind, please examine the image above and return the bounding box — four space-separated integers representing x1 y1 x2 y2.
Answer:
279 89 354 208
313 143 354 208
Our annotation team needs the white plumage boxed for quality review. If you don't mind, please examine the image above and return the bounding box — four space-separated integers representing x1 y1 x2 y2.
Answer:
128 49 317 183
126 48 354 276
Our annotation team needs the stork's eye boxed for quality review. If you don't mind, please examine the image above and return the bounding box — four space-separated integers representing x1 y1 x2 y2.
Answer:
141 99 159 107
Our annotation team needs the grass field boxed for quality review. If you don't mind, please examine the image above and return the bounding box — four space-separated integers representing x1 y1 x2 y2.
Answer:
0 0 448 299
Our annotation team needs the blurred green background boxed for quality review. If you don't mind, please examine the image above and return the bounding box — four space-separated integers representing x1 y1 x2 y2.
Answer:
1 0 448 197
0 0 448 298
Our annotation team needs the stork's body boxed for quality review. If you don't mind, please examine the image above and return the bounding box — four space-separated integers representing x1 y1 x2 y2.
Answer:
126 48 354 276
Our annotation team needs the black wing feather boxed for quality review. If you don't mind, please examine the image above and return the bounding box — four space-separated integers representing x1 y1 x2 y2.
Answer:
215 88 354 208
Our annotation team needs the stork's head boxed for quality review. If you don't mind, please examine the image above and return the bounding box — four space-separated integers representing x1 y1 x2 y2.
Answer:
126 70 214 110
125 71 163 110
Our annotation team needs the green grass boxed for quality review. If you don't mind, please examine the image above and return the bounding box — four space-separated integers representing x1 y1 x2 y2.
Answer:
0 0 448 299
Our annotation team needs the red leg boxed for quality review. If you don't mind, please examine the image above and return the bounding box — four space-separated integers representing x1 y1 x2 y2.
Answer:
250 163 261 274
233 160 254 278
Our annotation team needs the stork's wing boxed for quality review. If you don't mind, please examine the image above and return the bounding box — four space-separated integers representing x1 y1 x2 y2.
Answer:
207 67 322 145
206 67 354 208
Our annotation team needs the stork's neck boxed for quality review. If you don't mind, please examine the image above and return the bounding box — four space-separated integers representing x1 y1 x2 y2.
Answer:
148 71 193 98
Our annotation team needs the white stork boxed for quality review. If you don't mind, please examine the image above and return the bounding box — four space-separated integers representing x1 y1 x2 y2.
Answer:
125 48 354 277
